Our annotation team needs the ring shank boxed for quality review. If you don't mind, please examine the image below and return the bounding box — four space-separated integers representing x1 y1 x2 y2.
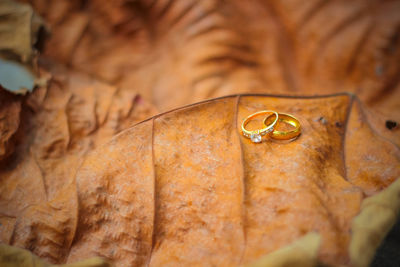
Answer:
241 110 278 138
263 113 301 140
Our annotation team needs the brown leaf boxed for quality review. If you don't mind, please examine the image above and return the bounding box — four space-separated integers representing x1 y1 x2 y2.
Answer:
0 0 47 93
25 0 400 118
0 88 21 161
0 0 45 62
247 232 321 267
1 0 400 266
3 94 394 266
0 66 157 263
350 178 400 267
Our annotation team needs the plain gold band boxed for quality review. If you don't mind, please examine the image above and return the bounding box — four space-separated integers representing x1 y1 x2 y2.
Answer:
263 113 301 140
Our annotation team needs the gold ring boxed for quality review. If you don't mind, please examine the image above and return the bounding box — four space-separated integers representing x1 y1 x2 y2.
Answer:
242 110 278 143
263 112 301 140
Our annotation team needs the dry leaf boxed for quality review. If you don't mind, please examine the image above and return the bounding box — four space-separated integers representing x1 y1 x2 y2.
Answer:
24 0 400 117
0 0 45 62
69 94 398 266
0 0 47 93
0 65 157 263
1 0 400 266
0 244 110 267
349 178 400 267
2 94 396 266
247 232 321 267
0 88 21 160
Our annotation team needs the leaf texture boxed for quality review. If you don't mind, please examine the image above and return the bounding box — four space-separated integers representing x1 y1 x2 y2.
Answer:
1 0 400 266
23 0 400 119
0 66 157 263
0 88 21 160
20 93 396 267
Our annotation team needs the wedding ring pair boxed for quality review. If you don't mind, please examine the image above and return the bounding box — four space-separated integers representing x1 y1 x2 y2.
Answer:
241 110 301 143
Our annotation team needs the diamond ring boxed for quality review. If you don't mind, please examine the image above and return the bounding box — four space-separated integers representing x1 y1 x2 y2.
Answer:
241 110 278 143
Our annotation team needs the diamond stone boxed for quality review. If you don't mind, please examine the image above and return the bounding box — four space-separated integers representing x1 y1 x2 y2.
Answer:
250 133 262 143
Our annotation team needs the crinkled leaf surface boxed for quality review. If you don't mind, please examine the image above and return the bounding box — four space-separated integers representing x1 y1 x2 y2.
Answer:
71 94 398 267
1 0 400 266
25 0 400 117
0 87 21 160
2 93 397 266
0 66 157 263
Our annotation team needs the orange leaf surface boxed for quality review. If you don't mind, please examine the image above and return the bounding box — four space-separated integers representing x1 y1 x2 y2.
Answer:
0 66 157 263
24 0 400 116
1 1 400 266
2 93 396 266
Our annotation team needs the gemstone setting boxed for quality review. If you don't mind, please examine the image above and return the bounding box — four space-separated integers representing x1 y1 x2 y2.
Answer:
250 133 262 143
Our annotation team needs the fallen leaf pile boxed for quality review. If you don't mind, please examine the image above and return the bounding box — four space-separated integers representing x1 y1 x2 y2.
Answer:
23 0 400 115
0 0 399 267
